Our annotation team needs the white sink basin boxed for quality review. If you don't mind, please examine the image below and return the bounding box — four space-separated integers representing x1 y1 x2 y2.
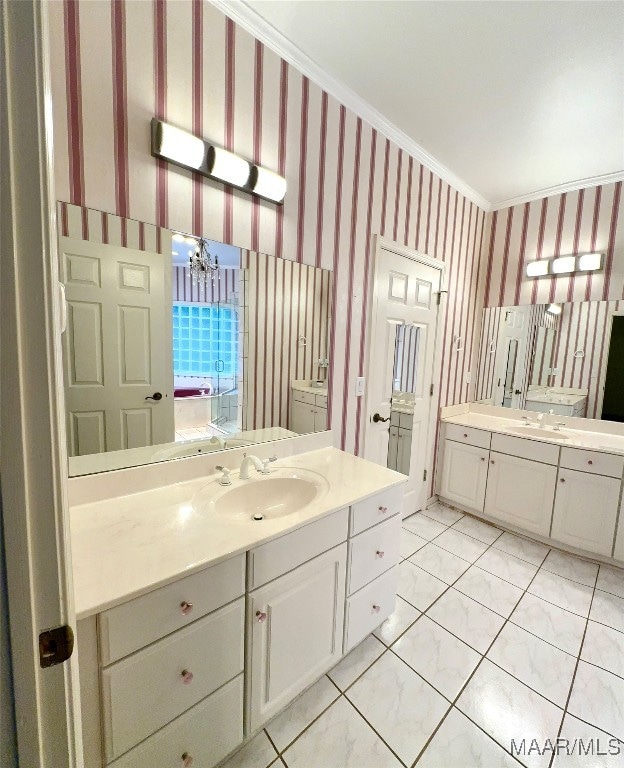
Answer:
507 425 571 441
193 468 329 522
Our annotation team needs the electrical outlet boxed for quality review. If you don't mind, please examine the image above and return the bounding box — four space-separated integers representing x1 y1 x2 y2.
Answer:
355 377 365 397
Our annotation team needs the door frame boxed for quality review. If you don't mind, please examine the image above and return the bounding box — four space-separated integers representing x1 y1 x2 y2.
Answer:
1 2 80 766
595 309 624 420
364 235 446 511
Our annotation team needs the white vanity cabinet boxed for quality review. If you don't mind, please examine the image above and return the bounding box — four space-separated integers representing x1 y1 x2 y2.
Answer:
440 441 489 512
290 388 328 433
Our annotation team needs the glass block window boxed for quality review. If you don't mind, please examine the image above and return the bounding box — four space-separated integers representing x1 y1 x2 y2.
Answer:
172 302 238 377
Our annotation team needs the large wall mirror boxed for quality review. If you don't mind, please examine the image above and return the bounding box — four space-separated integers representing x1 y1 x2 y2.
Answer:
474 299 624 421
58 205 332 476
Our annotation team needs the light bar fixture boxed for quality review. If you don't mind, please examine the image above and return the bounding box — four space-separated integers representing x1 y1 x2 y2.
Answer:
546 303 562 315
525 252 605 279
151 118 286 203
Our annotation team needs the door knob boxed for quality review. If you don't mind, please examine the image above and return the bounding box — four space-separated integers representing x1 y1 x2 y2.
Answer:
145 392 163 401
372 413 390 423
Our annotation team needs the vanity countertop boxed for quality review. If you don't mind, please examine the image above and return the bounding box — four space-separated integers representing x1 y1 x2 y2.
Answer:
525 392 587 406
442 410 624 455
291 382 328 396
70 447 405 619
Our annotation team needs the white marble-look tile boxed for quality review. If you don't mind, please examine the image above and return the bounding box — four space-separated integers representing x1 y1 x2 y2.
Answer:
433 528 491 562
327 635 385 691
541 550 599 588
408 542 471 585
397 560 448 611
475 546 539 589
454 566 523 618
510 592 587 656
221 731 277 768
553 714 624 767
457 659 564 768
528 570 594 617
596 564 624 600
373 596 420 646
265 677 339 752
487 622 577 707
493 531 550 566
421 503 464 526
590 589 624 633
402 513 447 541
400 528 428 559
426 588 505 654
568 661 624 741
418 707 521 768
451 515 502 545
281 696 402 768
346 651 449 765
582 620 624 680
392 615 481 700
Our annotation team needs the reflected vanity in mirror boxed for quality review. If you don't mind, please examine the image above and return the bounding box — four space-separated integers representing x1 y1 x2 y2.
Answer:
58 205 332 476
474 299 624 421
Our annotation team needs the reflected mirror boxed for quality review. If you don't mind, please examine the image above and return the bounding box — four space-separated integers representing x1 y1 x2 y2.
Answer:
58 206 332 475
474 299 624 420
387 323 421 476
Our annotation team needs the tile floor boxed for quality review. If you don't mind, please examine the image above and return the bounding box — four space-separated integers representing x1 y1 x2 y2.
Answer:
221 503 624 768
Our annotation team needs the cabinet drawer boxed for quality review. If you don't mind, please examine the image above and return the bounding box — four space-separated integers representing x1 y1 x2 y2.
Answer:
315 394 328 408
347 515 401 595
350 486 403 536
560 447 624 479
102 599 244 761
293 390 316 405
99 555 245 665
445 423 491 450
108 675 243 768
491 432 559 465
248 507 349 589
344 567 398 652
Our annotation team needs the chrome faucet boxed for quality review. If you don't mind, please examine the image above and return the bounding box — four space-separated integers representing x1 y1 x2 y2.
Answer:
239 453 277 480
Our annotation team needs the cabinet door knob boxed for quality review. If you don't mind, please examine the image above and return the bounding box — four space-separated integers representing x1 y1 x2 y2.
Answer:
375 550 385 558
372 604 381 613
588 460 593 465
480 457 485 462
256 610 267 623
180 601 193 615
181 669 194 685
560 478 566 483
490 460 495 465
378 505 388 514
463 433 468 438
182 753 194 767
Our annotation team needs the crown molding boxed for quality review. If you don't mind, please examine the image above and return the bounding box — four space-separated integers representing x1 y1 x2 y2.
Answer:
490 170 624 211
210 0 491 212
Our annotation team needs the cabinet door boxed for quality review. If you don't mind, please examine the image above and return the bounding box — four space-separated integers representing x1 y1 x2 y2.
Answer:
387 427 400 471
440 440 489 512
484 452 556 536
247 543 347 731
291 400 315 433
398 428 412 476
551 469 620 556
313 404 328 432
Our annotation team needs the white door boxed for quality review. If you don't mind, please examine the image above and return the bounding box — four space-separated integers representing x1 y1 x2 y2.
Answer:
492 306 531 409
247 544 346 731
59 237 174 456
551 469 620 556
484 452 557 536
440 440 489 512
365 237 442 513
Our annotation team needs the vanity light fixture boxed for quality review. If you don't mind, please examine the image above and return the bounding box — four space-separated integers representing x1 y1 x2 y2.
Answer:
151 118 286 203
578 252 603 272
526 260 550 278
546 303 562 315
551 256 576 275
525 252 605 279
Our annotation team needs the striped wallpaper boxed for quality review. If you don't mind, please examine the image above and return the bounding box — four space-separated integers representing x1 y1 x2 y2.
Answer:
172 265 238 304
48 0 488 495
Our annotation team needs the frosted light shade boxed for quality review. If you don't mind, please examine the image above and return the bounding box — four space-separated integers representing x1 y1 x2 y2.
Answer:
551 256 576 274
157 123 205 169
578 252 603 271
526 260 550 277
209 147 250 187
252 167 287 202
546 303 562 315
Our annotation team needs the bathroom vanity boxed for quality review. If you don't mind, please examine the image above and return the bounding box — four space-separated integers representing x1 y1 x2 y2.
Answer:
71 445 404 767
438 404 624 562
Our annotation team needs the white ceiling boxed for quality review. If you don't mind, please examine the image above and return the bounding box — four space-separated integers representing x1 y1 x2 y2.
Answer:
236 0 624 209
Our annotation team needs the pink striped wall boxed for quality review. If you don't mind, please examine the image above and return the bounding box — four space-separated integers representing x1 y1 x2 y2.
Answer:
172 266 238 304
48 0 487 493
484 182 624 308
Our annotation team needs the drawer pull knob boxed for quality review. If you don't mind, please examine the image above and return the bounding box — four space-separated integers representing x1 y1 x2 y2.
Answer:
480 457 485 462
560 478 566 483
180 601 193 615
372 604 381 613
463 433 468 438
588 460 593 465
256 610 267 623
181 669 194 685
182 753 194 767
375 550 385 558
490 460 495 465
379 505 388 513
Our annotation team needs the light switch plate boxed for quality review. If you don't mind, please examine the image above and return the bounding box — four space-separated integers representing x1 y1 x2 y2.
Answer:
355 377 365 397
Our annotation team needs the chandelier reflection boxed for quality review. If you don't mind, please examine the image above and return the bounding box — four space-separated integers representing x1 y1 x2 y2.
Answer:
188 237 220 290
